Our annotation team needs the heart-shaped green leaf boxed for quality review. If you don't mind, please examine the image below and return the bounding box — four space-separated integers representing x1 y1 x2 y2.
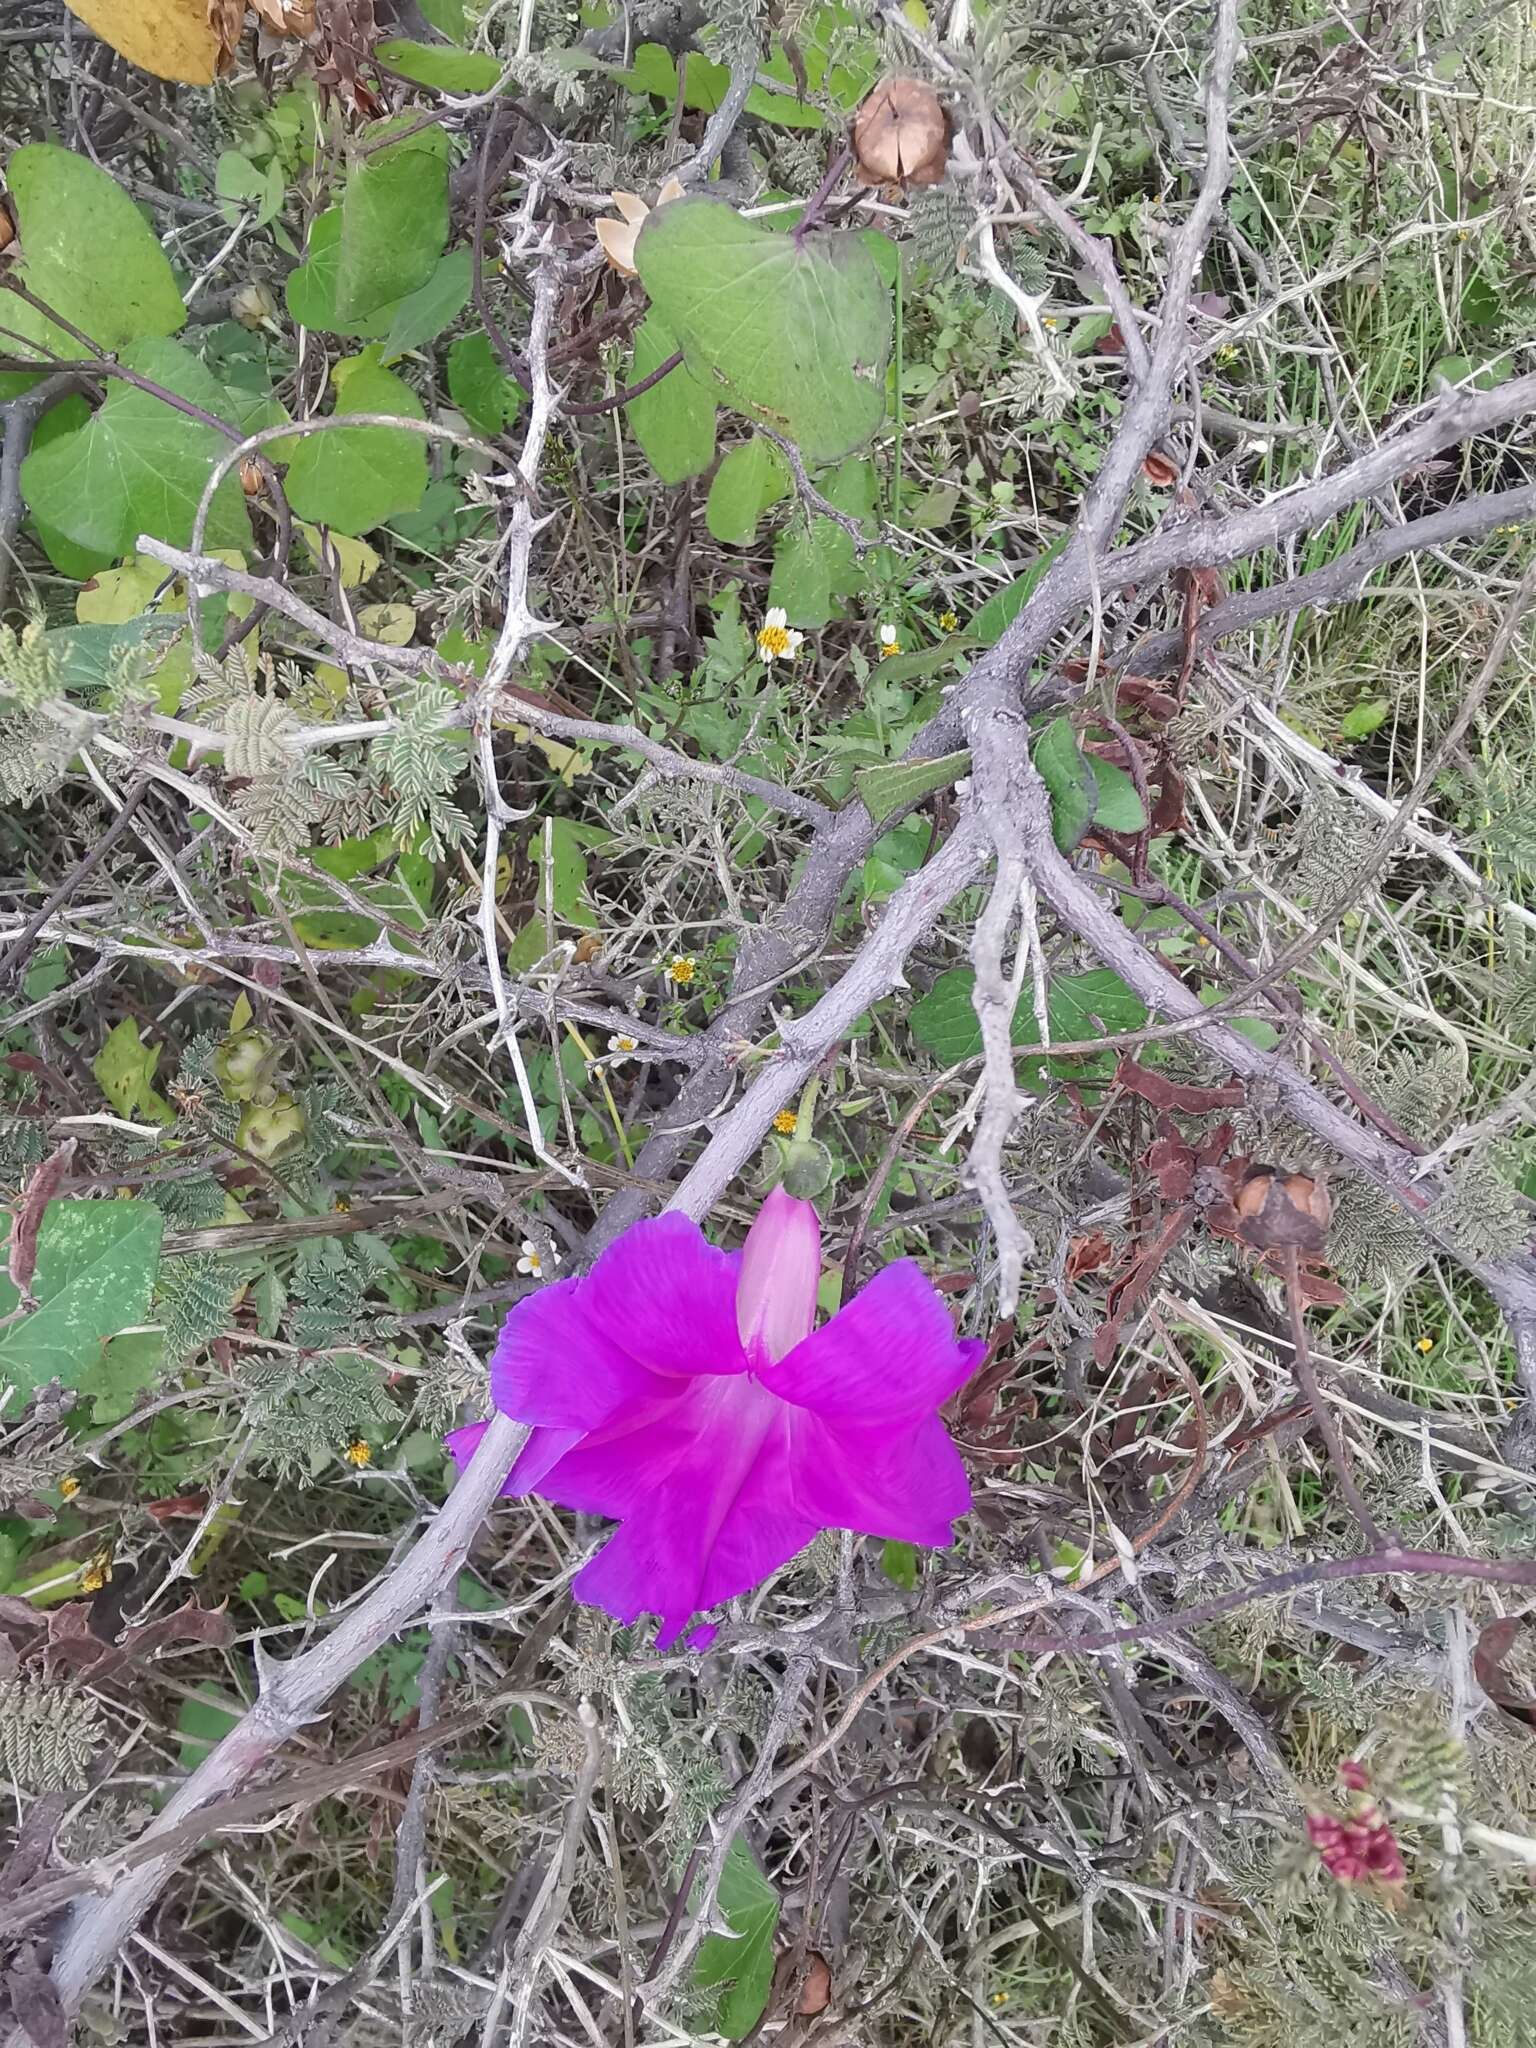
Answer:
635 199 890 464
447 333 524 437
19 337 250 555
281 349 428 535
0 145 186 397
705 436 791 544
335 126 450 323
0 1198 164 1397
625 312 716 484
1033 715 1098 852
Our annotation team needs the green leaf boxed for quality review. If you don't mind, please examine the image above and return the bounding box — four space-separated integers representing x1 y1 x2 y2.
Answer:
881 1538 918 1589
77 1328 165 1425
626 313 716 484
176 1688 243 1770
855 749 970 827
18 337 250 556
1339 697 1390 741
909 965 1145 1069
635 198 890 464
447 332 524 437
530 817 602 929
619 44 826 128
381 246 474 361
693 1837 780 2040
39 615 182 691
0 144 185 397
92 1018 175 1126
706 436 792 545
285 209 396 340
767 456 876 627
972 532 1071 646
0 1199 164 1398
281 348 428 535
335 128 450 323
375 37 503 90
1089 755 1148 833
1034 716 1098 853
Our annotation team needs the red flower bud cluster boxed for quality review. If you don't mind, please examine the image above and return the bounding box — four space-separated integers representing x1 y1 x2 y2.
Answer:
1306 1759 1406 1885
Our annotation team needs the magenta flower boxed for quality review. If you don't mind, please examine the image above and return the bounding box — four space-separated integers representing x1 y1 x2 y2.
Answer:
447 1188 981 1648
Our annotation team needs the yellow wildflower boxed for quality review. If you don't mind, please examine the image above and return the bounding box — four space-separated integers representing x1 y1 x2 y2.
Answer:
1417 1335 1435 1354
344 1439 373 1468
667 955 697 986
938 609 958 632
81 1560 111 1595
756 607 804 663
59 1475 80 1501
773 1110 798 1136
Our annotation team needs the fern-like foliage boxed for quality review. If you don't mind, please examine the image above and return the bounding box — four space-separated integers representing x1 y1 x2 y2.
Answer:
0 1677 105 1791
373 681 471 855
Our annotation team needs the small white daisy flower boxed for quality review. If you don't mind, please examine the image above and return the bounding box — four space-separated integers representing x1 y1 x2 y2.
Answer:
757 607 804 662
517 1238 559 1279
607 1032 639 1060
878 623 902 659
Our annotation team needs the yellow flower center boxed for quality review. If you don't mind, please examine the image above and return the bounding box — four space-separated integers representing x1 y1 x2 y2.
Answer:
758 624 794 658
668 956 697 984
1417 1336 1435 1354
344 1439 373 1467
773 1110 798 1136
59 1476 80 1501
879 638 901 659
615 1036 636 1052
939 611 958 631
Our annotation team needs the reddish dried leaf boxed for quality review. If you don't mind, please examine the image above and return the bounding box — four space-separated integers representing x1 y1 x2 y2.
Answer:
1116 1056 1246 1114
1094 1204 1196 1364
1150 757 1187 835
1146 1135 1195 1202
145 1493 211 1522
1142 451 1180 487
1117 675 1181 723
7 1139 76 1298
1066 1232 1114 1281
1095 322 1127 356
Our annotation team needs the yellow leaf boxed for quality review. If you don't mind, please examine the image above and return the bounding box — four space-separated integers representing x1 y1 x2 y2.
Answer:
512 725 591 786
355 602 417 645
62 0 230 85
296 523 380 587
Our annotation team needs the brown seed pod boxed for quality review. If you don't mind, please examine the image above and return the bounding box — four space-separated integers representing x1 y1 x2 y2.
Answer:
0 205 14 257
1234 1167 1330 1255
853 76 949 190
797 1952 833 2017
239 457 265 497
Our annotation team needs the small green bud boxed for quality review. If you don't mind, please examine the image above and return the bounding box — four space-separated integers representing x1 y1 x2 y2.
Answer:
215 1030 279 1105
238 1095 307 1163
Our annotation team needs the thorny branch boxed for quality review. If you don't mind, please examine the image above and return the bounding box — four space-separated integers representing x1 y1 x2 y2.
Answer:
9 3 1536 2038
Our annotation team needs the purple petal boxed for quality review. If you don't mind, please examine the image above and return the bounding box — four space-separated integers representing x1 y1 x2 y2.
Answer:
559 1376 801 1645
445 1419 582 1497
736 1187 821 1365
490 1277 669 1430
766 1262 984 1426
783 1410 970 1544
444 1420 489 1473
578 1214 749 1377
